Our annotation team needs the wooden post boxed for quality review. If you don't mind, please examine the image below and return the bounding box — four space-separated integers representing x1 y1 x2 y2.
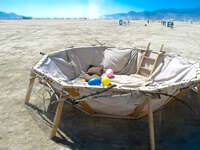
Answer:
147 98 155 150
25 71 36 104
197 86 200 104
50 95 65 138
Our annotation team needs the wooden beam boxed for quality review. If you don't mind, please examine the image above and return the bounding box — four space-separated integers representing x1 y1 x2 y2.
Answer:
78 101 96 114
126 98 148 117
64 88 80 97
50 95 65 138
144 56 156 61
166 89 190 105
25 72 36 104
147 98 155 150
64 88 96 114
197 86 200 104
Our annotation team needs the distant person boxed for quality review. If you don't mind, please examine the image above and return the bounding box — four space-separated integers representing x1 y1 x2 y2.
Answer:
119 19 123 26
163 21 166 26
171 22 174 28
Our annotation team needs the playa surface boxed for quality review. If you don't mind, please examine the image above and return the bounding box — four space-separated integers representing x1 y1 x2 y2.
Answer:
0 19 200 150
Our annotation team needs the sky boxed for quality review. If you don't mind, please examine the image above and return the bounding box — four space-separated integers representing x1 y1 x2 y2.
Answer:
0 0 200 18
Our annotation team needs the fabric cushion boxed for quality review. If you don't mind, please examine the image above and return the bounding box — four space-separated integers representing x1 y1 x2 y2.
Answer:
101 48 137 74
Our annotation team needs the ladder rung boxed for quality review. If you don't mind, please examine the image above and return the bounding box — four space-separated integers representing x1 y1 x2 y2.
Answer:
140 67 152 72
138 73 149 77
144 56 156 61
153 51 163 55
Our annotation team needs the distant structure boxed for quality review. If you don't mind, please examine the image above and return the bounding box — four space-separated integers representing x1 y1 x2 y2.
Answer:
167 21 174 28
119 19 130 26
161 20 174 28
22 16 32 20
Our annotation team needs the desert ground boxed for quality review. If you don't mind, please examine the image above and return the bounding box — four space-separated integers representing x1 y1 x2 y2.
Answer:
0 19 200 150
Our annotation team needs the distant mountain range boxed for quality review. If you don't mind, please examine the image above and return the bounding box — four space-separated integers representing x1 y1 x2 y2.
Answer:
103 8 200 21
0 11 32 19
1 8 200 20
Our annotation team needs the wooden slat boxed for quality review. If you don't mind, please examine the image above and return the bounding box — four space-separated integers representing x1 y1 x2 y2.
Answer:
93 113 139 119
140 67 152 72
151 51 162 55
144 56 156 61
139 73 149 77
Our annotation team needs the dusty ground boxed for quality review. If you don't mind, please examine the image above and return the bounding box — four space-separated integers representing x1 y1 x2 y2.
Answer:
0 19 200 150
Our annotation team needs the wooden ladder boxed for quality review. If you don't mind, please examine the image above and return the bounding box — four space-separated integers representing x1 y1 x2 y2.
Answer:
136 43 164 77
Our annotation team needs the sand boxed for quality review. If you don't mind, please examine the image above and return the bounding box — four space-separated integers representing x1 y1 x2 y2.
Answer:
0 19 200 150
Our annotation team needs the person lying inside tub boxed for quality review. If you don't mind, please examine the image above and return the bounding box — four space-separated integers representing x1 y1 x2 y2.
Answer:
80 65 104 82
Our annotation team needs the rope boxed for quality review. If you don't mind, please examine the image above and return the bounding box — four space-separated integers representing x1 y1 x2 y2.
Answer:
95 39 105 46
56 84 117 104
155 92 198 115
141 84 199 115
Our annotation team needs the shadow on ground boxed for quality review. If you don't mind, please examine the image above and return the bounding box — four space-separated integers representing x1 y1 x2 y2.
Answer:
26 89 200 150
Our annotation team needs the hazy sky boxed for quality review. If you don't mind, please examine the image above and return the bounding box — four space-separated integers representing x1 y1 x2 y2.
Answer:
0 0 199 18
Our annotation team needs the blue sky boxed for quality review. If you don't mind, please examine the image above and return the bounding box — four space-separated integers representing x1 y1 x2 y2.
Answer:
0 0 199 18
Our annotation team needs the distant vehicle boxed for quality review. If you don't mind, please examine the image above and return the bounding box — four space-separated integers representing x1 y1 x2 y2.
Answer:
167 21 174 28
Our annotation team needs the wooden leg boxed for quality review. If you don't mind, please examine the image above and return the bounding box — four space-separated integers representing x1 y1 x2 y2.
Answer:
25 72 36 104
147 98 155 150
126 98 148 117
198 86 200 104
166 89 189 106
50 100 64 138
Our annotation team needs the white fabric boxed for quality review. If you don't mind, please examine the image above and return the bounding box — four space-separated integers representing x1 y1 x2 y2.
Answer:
153 56 196 84
101 48 138 74
110 74 150 88
36 56 69 81
78 88 145 116
86 92 145 116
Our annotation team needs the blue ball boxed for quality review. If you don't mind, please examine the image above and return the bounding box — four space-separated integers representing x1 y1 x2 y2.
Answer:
88 77 101 86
